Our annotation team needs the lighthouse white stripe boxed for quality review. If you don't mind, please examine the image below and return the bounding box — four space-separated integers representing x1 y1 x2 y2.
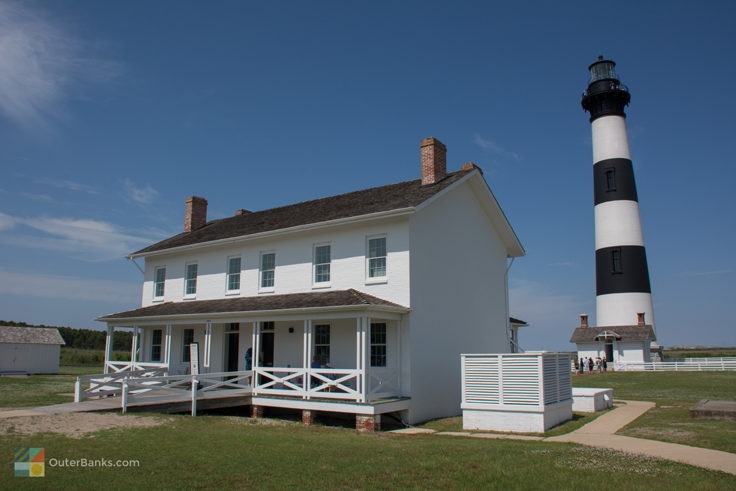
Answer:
596 292 655 330
594 200 645 249
592 115 631 163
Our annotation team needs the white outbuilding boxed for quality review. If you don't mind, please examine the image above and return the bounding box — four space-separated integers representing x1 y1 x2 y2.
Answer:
0 326 66 374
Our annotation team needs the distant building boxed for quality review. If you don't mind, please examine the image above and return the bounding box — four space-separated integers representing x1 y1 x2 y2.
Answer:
0 326 66 374
570 313 655 364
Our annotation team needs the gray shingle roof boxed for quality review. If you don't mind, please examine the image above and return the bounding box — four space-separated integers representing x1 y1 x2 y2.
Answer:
98 289 408 321
0 326 65 345
570 325 655 343
133 169 473 256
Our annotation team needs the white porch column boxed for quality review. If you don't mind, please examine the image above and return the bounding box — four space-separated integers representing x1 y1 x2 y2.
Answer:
164 324 172 368
130 327 139 367
360 316 369 402
104 325 114 374
252 321 260 394
204 321 212 370
304 320 312 397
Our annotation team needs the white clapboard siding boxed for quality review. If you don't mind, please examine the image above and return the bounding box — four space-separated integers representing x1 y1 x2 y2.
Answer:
462 352 572 409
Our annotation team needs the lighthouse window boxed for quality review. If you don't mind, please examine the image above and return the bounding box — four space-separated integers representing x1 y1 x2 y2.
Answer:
611 248 623 274
605 168 616 191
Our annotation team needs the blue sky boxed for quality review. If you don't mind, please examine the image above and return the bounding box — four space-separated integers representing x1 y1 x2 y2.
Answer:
0 0 734 350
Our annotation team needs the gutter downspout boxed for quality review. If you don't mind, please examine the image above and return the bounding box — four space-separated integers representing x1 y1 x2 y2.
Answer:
505 257 517 352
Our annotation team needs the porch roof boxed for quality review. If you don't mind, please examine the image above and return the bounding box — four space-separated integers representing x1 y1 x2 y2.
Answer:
97 289 409 322
570 325 655 343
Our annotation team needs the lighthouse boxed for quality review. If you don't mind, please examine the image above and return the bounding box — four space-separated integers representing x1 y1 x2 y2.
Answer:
581 56 655 334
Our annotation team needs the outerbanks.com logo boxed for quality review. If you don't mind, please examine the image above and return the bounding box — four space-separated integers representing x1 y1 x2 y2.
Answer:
15 448 140 477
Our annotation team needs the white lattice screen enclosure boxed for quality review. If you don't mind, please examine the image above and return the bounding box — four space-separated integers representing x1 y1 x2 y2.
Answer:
461 352 572 433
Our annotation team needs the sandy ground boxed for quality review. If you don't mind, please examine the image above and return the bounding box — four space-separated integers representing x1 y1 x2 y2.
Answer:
0 412 169 438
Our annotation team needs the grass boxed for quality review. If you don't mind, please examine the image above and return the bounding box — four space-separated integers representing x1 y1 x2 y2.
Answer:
2 415 734 489
417 411 608 437
574 371 736 453
60 348 129 366
0 366 100 409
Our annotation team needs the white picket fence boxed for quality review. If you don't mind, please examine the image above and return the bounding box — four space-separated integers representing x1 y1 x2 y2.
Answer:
615 358 736 372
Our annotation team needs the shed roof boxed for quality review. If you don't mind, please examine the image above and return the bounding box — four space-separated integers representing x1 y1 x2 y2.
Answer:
98 289 408 321
0 326 65 345
570 325 655 343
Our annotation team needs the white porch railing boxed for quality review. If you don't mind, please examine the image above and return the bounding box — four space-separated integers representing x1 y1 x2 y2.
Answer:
75 367 168 402
253 367 401 402
105 361 168 373
121 370 252 415
615 360 736 372
368 368 400 400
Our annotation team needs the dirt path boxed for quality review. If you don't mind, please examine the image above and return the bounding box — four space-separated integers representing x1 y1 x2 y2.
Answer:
0 412 168 438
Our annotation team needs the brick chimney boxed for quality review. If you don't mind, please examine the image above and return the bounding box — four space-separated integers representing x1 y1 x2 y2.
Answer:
184 196 208 232
461 162 483 174
420 137 447 185
580 314 589 328
637 312 646 327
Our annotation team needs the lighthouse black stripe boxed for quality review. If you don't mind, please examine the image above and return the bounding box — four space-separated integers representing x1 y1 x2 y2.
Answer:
593 158 638 205
595 245 651 295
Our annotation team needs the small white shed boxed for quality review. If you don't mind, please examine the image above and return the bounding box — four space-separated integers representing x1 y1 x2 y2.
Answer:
0 326 65 374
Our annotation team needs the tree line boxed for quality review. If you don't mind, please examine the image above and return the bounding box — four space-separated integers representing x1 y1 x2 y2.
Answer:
1 320 132 351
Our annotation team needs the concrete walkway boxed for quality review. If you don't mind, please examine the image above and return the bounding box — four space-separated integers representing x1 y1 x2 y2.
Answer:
546 400 736 476
393 400 736 476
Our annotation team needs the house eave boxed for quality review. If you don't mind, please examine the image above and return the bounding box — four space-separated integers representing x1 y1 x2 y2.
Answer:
127 207 416 260
97 303 411 325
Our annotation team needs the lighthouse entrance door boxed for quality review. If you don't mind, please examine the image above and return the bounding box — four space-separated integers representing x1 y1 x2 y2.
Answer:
605 342 614 362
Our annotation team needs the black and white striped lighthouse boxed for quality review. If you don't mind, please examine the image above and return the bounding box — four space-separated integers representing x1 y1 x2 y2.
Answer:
581 56 655 332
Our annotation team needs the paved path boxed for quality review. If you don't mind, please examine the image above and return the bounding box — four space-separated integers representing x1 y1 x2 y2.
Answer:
546 400 736 476
393 400 736 476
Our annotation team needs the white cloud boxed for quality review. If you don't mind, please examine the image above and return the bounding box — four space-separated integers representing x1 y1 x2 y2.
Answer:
19 191 54 202
0 213 165 261
36 178 98 195
0 269 139 303
124 178 159 205
473 134 521 161
0 0 120 130
0 211 15 230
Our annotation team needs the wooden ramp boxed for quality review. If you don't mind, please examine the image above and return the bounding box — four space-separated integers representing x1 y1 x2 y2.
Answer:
0 390 253 419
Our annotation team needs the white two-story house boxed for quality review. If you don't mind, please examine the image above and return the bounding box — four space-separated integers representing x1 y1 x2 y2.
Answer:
97 137 524 427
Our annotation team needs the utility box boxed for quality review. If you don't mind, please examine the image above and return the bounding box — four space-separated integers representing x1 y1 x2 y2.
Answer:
461 352 572 433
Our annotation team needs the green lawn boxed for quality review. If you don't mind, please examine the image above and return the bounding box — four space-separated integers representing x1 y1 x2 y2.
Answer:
3 415 734 489
0 366 101 409
574 371 736 453
418 411 609 437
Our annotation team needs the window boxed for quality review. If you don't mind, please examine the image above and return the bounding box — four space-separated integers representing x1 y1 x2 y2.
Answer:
367 237 387 279
313 324 330 365
227 256 241 292
611 248 623 274
260 252 275 289
314 244 331 284
185 263 198 296
370 323 387 367
154 267 166 299
605 168 616 191
182 328 194 362
151 329 162 362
